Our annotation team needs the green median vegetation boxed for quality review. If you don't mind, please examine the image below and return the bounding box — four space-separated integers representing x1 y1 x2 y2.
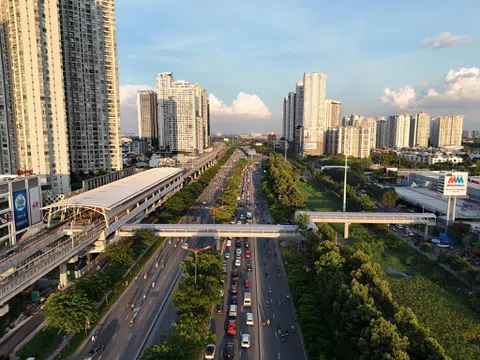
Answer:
157 147 235 224
261 154 306 223
141 249 223 360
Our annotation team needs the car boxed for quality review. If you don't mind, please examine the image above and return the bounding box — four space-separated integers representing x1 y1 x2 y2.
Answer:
237 220 242 225
235 248 242 256
216 303 224 314
224 342 234 359
244 240 250 248
241 333 251 348
231 295 238 304
202 201 207 205
231 283 238 294
224 251 230 259
226 239 232 247
232 275 239 284
235 239 241 247
227 319 237 335
235 258 241 267
85 344 104 360
244 279 250 288
232 268 239 277
205 344 216 359
220 289 224 298
222 265 227 274
246 312 254 326
245 250 251 258
246 260 252 271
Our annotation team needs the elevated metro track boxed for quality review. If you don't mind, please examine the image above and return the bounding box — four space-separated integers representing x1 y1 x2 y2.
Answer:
0 146 227 306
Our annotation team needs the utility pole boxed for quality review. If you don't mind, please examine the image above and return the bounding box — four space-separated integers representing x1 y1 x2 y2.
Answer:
343 155 348 212
284 140 288 162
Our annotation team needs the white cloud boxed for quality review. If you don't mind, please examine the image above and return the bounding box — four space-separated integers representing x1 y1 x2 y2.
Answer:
208 92 271 118
380 67 480 111
380 86 416 109
120 84 155 104
422 32 472 49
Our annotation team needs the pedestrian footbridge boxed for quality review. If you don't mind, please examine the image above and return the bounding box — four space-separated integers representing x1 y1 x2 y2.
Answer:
296 211 436 238
119 224 299 239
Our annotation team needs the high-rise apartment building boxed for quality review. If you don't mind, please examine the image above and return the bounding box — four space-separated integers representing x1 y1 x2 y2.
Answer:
302 72 327 156
0 0 71 193
0 24 15 174
156 72 207 153
59 0 121 174
409 111 430 148
376 119 389 148
287 92 295 142
325 100 341 128
282 96 288 140
356 117 377 150
325 127 371 158
430 115 463 148
201 89 210 148
387 114 411 149
137 91 158 149
294 81 304 154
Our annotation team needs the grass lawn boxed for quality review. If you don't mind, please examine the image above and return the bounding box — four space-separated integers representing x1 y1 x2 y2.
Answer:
381 240 480 359
300 180 342 211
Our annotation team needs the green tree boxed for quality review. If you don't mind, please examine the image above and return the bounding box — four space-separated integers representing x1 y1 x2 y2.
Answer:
359 194 378 212
140 331 195 360
381 188 398 208
44 290 97 334
357 317 410 360
448 222 471 242
295 213 311 230
104 242 134 268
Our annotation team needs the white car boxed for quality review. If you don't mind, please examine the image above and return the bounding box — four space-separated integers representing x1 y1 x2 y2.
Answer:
205 344 216 359
235 248 242 256
226 239 232 247
246 312 254 326
241 333 251 348
235 257 241 267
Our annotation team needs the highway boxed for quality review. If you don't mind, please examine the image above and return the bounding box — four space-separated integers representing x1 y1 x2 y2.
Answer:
74 149 244 360
212 158 308 360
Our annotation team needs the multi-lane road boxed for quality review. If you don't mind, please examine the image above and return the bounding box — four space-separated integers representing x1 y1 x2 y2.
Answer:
75 150 244 360
75 150 307 360
212 159 308 360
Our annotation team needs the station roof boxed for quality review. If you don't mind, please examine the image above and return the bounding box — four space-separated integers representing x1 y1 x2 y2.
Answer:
42 167 182 212
396 187 480 220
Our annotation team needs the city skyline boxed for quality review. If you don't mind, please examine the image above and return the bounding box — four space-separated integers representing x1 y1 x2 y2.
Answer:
116 0 480 134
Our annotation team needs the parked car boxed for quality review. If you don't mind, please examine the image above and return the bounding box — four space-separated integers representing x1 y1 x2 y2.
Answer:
216 303 224 314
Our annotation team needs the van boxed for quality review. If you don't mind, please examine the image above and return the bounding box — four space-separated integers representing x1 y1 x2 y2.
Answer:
243 292 251 307
229 304 237 317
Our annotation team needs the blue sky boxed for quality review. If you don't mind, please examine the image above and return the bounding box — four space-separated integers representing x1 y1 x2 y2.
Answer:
117 0 480 134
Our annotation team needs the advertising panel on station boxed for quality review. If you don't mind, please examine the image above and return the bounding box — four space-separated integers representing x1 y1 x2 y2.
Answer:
13 189 29 231
440 172 468 196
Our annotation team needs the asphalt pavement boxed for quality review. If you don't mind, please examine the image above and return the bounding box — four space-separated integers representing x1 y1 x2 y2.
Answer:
74 150 244 360
212 158 308 360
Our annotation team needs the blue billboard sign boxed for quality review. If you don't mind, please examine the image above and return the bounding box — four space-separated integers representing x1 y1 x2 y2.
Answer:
13 189 29 231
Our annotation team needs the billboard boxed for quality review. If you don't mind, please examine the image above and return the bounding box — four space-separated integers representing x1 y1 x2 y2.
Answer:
441 172 468 196
13 189 29 231
29 188 41 225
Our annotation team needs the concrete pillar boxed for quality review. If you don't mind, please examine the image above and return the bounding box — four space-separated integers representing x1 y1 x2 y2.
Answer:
424 224 429 239
344 223 350 239
452 196 457 221
59 262 69 288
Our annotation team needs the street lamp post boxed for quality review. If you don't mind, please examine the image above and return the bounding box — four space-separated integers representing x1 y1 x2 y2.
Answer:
206 205 225 250
181 245 211 285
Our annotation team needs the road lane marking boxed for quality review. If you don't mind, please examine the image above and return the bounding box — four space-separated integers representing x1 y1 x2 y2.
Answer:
128 334 132 340
112 332 116 339
116 355 120 360
139 312 145 320
273 314 275 319
148 311 152 317
278 353 281 359
98 356 102 360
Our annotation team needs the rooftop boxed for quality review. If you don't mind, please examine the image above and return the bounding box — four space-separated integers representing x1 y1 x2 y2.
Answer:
42 167 182 212
396 187 480 220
